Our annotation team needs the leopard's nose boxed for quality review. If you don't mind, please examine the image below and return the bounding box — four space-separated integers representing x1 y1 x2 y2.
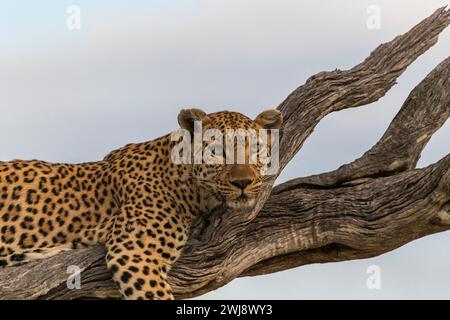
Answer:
230 178 252 190
229 165 255 190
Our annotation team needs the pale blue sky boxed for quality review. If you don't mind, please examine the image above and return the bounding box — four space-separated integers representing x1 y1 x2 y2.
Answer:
1 0 449 299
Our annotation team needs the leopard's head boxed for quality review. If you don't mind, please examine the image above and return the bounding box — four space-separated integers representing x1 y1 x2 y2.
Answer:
176 108 282 210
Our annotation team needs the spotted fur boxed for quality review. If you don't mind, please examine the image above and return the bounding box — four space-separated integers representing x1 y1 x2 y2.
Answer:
0 109 282 299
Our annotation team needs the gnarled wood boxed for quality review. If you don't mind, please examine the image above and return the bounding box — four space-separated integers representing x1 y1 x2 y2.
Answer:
0 7 449 300
275 55 450 192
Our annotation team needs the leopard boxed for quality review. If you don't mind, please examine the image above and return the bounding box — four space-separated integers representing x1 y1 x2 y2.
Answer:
0 108 282 300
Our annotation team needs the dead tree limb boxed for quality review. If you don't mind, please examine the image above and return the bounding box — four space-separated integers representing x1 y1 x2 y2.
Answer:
0 7 449 300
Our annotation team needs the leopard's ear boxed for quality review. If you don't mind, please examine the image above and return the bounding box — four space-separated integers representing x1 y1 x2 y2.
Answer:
254 109 283 129
177 108 209 133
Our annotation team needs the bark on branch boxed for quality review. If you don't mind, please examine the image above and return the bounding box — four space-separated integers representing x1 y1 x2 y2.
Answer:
0 7 449 300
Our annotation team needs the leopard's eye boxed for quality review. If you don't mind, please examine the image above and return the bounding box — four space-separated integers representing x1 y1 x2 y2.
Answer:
250 144 268 164
192 144 203 163
204 142 224 165
250 143 266 164
249 143 259 164
250 142 258 154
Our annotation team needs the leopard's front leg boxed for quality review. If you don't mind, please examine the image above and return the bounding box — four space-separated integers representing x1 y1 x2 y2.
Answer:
105 203 187 300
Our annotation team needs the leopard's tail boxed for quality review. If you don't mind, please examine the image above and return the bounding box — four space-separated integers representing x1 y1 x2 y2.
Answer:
0 244 73 268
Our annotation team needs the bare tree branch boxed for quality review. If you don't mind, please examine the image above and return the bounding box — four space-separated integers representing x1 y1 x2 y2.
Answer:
277 7 450 172
275 55 450 192
241 154 450 277
0 7 449 300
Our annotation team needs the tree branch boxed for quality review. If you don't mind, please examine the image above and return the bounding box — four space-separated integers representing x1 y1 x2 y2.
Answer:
241 154 450 278
277 6 450 172
0 7 449 300
274 55 450 192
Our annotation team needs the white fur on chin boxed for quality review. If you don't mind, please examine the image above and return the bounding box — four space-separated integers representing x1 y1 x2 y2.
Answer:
226 197 256 210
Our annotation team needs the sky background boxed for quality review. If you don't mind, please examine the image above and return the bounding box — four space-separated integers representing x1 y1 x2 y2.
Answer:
1 0 449 299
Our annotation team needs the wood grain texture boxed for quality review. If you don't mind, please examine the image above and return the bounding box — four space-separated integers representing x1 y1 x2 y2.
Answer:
0 7 449 300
